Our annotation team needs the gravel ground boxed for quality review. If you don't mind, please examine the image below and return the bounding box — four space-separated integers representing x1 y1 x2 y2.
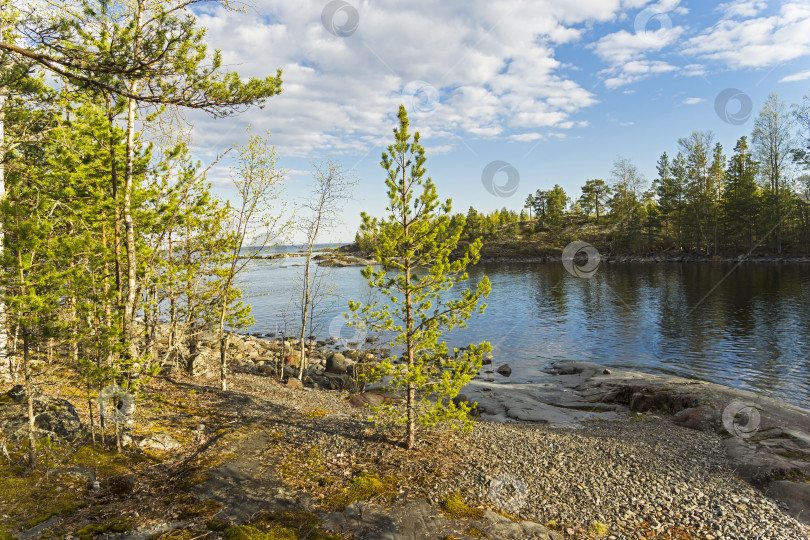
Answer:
228 373 810 540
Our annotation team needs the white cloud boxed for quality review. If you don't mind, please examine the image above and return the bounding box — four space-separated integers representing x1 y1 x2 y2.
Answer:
284 168 312 177
716 1 768 18
682 97 704 104
186 0 651 159
592 4 685 89
681 63 708 77
594 27 684 64
779 70 810 83
603 60 678 88
683 2 810 68
509 132 544 142
425 144 455 155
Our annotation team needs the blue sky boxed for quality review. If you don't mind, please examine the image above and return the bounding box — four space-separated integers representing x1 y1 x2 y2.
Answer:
186 0 810 242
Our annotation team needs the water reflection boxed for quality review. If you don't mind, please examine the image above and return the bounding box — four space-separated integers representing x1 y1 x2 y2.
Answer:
239 259 810 409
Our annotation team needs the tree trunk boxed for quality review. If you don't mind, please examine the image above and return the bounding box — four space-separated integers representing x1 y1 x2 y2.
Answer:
123 3 144 367
23 331 36 469
402 169 415 450
0 91 8 381
108 99 123 308
297 260 311 382
218 283 232 391
123 91 139 363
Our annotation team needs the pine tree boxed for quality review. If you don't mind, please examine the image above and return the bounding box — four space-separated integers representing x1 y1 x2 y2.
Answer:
724 136 760 250
654 153 676 244
579 179 609 224
350 106 491 449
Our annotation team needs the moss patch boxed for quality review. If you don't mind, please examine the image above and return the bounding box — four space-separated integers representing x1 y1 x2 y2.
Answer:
588 520 609 538
207 519 231 532
146 529 198 540
178 499 223 519
229 511 344 540
303 409 330 418
0 466 86 531
75 517 133 540
71 446 131 477
324 474 398 511
440 493 484 520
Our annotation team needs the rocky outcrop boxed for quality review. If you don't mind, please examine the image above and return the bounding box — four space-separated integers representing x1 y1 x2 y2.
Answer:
314 254 377 267
0 391 82 441
463 361 810 524
321 499 562 539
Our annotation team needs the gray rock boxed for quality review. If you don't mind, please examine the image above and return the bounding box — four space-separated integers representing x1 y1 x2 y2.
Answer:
314 373 358 392
139 432 181 452
326 352 351 375
286 377 303 389
7 384 26 402
19 515 60 539
496 364 512 377
186 349 219 378
484 510 562 539
283 365 299 378
766 481 810 524
0 397 82 441
109 473 138 495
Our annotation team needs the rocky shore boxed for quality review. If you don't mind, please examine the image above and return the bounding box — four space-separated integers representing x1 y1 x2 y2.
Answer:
4 329 810 539
201 331 810 532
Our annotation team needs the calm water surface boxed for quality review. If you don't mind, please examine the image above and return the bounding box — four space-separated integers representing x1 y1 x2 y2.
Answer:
238 252 810 409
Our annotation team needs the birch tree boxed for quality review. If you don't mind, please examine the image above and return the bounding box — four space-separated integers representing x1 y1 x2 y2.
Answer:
296 160 354 382
215 130 287 391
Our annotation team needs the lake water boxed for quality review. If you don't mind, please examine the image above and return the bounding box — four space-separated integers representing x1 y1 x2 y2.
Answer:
238 250 810 409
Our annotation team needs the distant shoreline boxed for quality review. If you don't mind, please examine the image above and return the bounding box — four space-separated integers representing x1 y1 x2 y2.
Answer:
314 242 810 266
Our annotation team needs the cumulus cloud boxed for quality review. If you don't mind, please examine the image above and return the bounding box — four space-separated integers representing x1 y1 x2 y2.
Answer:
779 70 810 83
682 97 704 104
509 132 544 142
591 1 685 89
716 1 768 19
603 60 678 89
683 2 810 68
594 27 684 64
185 0 631 159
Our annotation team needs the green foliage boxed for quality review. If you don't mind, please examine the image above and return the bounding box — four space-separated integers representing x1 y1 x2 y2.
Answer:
545 184 568 228
350 107 491 448
579 179 609 223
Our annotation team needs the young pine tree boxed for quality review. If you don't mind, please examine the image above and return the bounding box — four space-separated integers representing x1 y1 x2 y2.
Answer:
350 106 491 450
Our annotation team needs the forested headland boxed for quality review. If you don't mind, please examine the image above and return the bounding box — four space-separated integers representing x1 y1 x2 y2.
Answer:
354 92 810 260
